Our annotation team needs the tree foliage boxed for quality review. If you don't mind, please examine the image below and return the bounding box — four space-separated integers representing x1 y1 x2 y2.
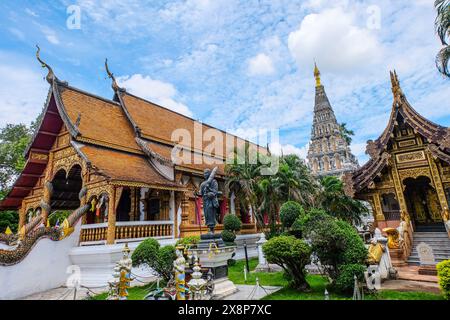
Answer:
302 212 368 286
279 201 304 230
435 0 450 77
131 238 176 281
0 124 32 191
263 235 312 291
318 176 368 226
226 148 318 237
338 122 354 145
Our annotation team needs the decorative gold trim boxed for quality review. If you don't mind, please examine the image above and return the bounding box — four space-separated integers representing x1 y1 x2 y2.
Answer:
110 180 186 191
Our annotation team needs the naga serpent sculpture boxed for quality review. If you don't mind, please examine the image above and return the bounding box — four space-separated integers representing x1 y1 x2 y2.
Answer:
0 187 90 266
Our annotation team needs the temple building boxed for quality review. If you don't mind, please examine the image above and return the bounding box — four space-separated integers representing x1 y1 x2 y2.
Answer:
0 53 263 248
307 64 359 177
344 71 450 265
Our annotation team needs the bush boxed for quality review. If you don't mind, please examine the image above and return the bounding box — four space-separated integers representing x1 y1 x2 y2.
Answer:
263 235 312 291
132 238 176 281
335 264 366 293
132 238 159 265
437 260 450 300
227 259 237 267
176 235 200 248
221 229 236 243
279 201 304 229
223 214 242 232
48 210 71 227
0 211 19 233
303 212 367 287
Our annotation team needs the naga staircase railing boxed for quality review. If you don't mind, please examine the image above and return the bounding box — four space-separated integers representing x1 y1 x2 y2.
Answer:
0 187 90 266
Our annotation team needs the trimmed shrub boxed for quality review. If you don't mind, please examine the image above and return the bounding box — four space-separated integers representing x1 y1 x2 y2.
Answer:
263 235 311 291
335 264 366 293
303 212 367 288
155 245 176 280
221 229 236 243
227 259 237 267
48 210 71 227
176 235 200 248
132 238 159 265
437 260 450 300
132 238 176 281
223 214 242 232
279 201 304 229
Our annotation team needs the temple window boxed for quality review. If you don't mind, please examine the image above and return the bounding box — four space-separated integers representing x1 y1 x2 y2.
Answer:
381 193 400 220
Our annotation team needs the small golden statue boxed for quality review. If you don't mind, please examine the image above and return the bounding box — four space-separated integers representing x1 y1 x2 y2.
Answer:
382 228 400 249
367 239 385 265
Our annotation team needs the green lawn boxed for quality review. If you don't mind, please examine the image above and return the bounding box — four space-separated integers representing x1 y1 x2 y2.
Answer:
90 282 157 300
232 258 444 301
90 257 444 300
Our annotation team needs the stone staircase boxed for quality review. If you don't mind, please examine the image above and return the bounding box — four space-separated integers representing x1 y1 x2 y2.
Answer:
407 231 450 265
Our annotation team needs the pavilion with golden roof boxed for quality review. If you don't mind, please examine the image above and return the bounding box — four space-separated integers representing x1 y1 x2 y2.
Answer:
344 71 450 265
0 49 263 250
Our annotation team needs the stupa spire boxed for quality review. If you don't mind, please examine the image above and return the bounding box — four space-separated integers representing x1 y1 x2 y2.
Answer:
314 62 321 87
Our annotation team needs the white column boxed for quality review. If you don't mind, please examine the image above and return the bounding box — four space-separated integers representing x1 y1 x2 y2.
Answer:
230 192 236 215
169 190 175 221
139 187 148 221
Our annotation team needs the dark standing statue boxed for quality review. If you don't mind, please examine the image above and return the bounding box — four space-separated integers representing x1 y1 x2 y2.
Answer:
199 167 220 234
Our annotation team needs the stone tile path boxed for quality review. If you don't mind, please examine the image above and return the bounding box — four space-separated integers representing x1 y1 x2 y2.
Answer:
381 279 440 294
21 286 107 300
396 265 438 283
223 285 281 300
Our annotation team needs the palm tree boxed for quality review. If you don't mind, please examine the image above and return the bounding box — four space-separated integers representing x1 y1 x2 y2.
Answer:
435 0 450 77
319 176 368 225
339 123 354 145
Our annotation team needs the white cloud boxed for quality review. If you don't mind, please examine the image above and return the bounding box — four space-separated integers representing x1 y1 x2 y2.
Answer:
269 142 309 160
0 56 48 128
247 53 275 76
8 28 25 41
40 26 60 45
288 7 381 72
117 74 193 117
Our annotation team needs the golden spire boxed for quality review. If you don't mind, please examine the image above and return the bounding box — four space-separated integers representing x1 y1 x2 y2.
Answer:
105 58 120 91
36 45 56 84
314 62 321 87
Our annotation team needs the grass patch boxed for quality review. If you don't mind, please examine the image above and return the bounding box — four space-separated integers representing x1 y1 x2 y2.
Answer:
90 282 157 300
228 258 288 287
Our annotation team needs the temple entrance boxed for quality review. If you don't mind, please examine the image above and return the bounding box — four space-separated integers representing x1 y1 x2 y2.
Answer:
50 165 83 211
403 176 443 228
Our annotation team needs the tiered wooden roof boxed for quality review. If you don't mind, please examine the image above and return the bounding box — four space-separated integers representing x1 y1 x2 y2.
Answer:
0 54 266 210
344 71 450 197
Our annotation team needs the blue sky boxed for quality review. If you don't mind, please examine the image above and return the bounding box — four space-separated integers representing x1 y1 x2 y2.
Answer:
0 0 449 165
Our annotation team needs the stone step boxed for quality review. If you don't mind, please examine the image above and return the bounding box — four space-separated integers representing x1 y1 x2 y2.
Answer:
414 232 448 236
407 257 449 264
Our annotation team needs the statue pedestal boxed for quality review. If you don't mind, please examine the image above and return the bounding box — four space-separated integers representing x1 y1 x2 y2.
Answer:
188 245 237 299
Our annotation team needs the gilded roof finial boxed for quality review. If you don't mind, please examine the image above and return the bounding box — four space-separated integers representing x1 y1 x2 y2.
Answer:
105 58 120 91
314 61 321 87
390 70 403 100
36 45 56 84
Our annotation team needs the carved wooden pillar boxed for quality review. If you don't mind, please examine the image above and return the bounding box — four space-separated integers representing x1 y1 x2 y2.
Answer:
427 153 448 217
106 186 116 245
372 193 385 221
18 206 26 230
129 187 136 221
41 181 53 224
390 164 409 215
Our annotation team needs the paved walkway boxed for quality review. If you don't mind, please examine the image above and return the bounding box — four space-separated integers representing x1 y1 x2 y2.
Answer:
396 265 438 283
381 279 440 294
223 285 281 300
21 286 108 300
